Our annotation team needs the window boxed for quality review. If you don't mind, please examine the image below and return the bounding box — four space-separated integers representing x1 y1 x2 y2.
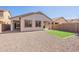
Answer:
35 21 41 27
52 22 54 24
25 20 32 27
55 23 58 24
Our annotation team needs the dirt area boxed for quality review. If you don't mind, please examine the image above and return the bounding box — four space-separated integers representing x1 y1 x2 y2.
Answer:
0 31 79 52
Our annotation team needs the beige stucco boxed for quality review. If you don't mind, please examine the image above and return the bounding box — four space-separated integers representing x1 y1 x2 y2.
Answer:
52 17 67 24
20 13 51 31
11 12 51 32
0 10 11 24
55 18 67 24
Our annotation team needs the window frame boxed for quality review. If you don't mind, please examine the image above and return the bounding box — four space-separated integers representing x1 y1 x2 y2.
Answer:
35 21 41 27
25 20 32 27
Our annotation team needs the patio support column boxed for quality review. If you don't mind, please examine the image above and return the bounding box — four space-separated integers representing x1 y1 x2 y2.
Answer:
53 22 55 30
32 20 35 28
0 24 2 33
41 21 43 28
49 21 52 30
32 20 36 31
20 19 24 32
11 20 14 31
41 21 44 30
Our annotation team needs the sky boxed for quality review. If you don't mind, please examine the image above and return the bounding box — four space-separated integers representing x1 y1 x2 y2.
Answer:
0 6 79 19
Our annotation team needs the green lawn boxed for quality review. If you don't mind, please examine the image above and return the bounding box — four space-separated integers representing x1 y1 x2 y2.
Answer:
48 30 74 38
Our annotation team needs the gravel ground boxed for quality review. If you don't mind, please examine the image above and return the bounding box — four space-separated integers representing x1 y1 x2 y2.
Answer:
0 31 79 52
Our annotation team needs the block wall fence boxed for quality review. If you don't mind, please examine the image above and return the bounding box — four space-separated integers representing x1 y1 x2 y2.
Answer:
52 23 79 33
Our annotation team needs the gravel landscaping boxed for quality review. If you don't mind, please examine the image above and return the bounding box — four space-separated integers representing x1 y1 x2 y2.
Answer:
0 31 79 52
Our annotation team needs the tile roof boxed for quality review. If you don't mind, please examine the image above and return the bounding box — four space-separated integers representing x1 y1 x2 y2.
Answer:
10 12 52 21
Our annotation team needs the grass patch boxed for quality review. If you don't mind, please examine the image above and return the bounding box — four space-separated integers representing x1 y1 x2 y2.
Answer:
48 30 74 38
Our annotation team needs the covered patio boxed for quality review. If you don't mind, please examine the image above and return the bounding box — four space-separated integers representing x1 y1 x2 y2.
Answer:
10 17 21 32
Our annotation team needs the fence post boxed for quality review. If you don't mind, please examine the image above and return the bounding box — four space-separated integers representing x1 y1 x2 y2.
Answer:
0 24 2 33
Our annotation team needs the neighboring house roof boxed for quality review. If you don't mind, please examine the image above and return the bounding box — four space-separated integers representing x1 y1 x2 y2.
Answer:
10 12 52 21
67 18 79 23
67 20 72 23
52 17 68 24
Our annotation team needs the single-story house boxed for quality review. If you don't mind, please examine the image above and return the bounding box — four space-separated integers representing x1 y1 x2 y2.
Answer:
10 12 52 32
51 17 68 29
67 19 79 23
52 17 68 24
1 9 79 33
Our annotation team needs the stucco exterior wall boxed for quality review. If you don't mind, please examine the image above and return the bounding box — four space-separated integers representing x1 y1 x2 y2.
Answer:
3 11 11 24
55 18 67 24
53 17 67 24
20 13 51 32
20 20 44 32
0 11 11 24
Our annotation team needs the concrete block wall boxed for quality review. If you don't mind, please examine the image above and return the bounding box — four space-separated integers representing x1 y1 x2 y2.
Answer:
52 23 79 33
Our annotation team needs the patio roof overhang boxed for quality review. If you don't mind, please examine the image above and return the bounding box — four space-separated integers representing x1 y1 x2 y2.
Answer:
10 16 21 21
